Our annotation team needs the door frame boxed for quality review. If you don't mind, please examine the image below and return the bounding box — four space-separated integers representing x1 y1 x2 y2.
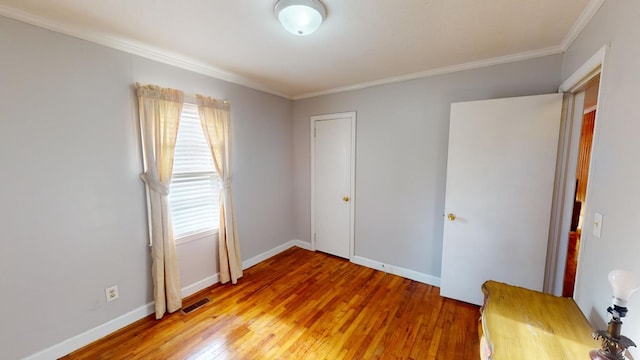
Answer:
544 45 608 296
310 112 357 260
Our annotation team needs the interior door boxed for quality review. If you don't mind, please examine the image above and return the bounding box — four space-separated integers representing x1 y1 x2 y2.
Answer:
440 94 563 305
312 112 356 259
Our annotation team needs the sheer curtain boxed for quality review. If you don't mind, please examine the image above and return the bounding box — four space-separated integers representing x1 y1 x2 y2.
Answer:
196 95 242 284
136 83 183 319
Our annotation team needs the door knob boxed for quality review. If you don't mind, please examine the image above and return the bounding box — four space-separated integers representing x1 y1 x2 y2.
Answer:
343 196 350 202
447 213 456 221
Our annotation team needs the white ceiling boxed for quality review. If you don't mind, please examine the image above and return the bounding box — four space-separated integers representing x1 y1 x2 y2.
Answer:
0 0 602 99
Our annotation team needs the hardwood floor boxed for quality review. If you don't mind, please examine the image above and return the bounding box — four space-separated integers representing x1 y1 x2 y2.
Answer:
62 247 480 359
562 231 581 298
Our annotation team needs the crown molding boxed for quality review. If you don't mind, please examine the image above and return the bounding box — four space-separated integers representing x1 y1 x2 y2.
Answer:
296 0 606 102
560 0 606 51
1 0 604 102
293 46 563 100
0 5 292 99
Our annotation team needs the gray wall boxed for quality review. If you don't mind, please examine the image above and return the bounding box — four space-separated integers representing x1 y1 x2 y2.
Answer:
560 0 640 357
0 17 293 360
293 55 563 278
7 0 639 357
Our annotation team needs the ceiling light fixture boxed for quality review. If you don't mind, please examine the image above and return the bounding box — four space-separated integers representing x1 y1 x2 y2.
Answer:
274 0 326 36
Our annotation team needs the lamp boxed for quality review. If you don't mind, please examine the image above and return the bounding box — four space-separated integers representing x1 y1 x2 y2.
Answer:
590 269 640 360
274 0 326 36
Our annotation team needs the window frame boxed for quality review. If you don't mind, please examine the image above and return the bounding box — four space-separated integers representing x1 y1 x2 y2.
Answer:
168 102 220 245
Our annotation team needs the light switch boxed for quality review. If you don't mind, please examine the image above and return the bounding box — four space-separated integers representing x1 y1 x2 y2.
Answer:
593 212 603 238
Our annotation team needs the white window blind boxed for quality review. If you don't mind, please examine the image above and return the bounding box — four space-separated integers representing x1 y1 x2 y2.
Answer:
168 103 220 240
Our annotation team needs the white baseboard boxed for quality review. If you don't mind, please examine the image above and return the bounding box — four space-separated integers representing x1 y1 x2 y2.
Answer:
351 255 441 287
242 240 295 269
24 239 303 360
181 273 220 298
292 239 312 250
24 302 155 360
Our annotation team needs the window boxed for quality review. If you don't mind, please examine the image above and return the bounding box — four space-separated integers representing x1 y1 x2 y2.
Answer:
168 103 219 241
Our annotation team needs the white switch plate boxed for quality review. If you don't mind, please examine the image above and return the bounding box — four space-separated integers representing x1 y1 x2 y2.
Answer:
593 212 603 238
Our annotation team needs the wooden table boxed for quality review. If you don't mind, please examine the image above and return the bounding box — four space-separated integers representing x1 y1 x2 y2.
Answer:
480 280 599 359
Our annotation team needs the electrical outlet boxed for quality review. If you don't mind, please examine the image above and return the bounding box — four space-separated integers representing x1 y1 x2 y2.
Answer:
105 285 119 302
593 212 603 238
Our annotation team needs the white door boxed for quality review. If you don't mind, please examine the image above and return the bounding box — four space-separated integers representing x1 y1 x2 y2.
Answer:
440 94 563 305
312 112 356 259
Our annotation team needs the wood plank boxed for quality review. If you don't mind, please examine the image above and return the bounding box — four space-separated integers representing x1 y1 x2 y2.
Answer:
61 247 480 359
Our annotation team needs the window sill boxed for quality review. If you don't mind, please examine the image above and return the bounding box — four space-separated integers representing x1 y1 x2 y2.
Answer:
175 229 219 246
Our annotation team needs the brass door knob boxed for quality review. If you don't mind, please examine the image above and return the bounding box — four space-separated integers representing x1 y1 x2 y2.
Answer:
447 213 456 221
343 196 350 202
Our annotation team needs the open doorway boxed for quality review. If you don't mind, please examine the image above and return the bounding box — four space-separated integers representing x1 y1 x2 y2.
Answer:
546 45 606 298
562 75 599 297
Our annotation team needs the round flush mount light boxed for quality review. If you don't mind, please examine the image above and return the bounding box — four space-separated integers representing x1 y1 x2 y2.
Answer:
274 0 326 36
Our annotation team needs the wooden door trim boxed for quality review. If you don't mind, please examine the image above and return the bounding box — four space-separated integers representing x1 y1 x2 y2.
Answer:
310 112 357 260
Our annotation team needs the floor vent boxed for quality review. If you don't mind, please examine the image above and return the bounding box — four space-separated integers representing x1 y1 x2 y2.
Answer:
181 297 211 314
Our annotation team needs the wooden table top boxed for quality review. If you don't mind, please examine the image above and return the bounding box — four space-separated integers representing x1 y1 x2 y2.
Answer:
481 280 599 359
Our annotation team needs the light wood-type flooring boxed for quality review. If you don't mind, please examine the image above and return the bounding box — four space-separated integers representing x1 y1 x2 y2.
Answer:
62 247 480 359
